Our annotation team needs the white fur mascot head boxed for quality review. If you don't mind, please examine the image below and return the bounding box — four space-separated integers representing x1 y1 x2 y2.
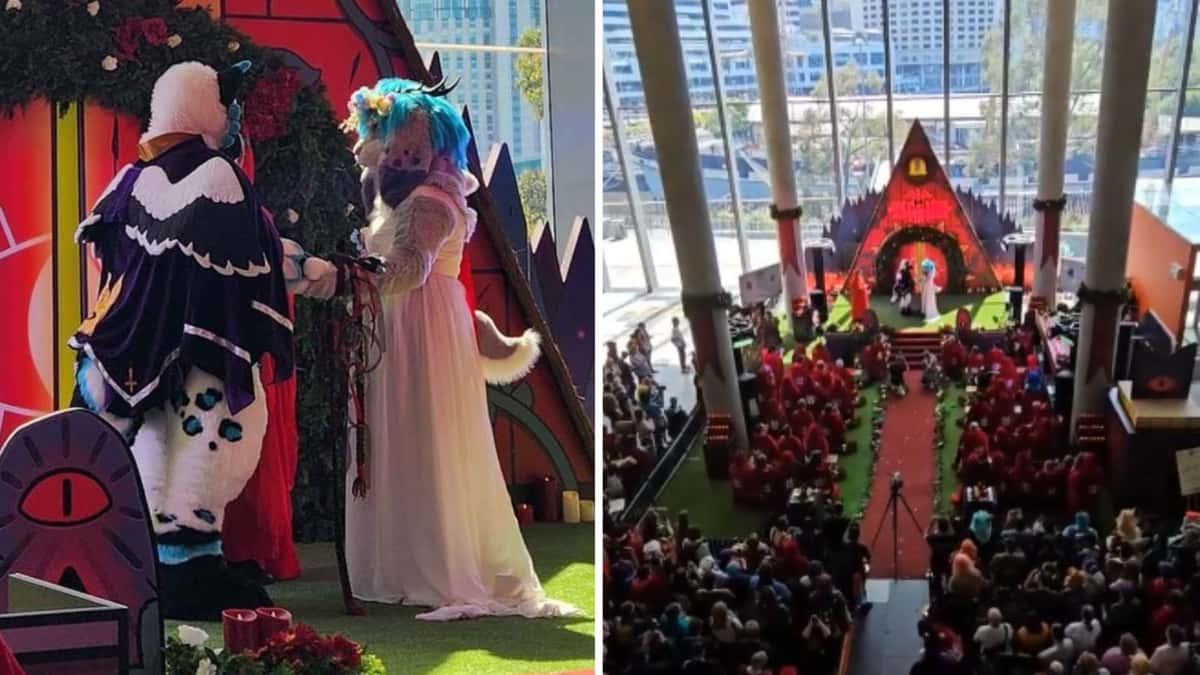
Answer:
141 60 250 149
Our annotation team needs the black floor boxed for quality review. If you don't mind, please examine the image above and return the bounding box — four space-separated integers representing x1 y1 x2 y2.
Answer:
849 579 928 675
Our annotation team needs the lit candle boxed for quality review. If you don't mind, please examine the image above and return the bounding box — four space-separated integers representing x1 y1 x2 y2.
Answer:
222 609 258 654
256 607 292 645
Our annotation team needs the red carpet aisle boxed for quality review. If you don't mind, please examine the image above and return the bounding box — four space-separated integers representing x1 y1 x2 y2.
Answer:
863 370 937 578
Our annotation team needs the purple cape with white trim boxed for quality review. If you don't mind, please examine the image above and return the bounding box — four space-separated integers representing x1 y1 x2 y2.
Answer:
71 136 294 417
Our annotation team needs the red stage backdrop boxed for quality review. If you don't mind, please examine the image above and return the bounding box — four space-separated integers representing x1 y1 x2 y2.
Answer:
844 121 1001 294
0 0 591 497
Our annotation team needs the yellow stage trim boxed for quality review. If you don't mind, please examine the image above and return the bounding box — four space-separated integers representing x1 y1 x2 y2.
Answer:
53 101 82 408
1117 380 1200 431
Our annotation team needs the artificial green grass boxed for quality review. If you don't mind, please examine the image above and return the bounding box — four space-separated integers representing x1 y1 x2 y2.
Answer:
656 437 766 539
656 386 882 535
936 383 966 515
166 524 595 674
840 386 881 520
826 292 1009 333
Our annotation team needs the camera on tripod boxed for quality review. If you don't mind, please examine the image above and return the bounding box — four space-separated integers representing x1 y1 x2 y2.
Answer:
890 472 903 492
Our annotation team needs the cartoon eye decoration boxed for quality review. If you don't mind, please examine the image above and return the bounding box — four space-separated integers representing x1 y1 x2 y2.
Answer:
1148 375 1178 393
19 469 112 527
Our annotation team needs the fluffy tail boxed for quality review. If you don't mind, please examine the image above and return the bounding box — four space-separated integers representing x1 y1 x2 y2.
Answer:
474 310 541 384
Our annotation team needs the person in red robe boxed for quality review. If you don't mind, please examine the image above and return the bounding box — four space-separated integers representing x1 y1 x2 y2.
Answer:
958 421 989 466
778 432 804 459
1007 450 1037 507
830 376 854 419
987 344 1007 371
763 348 785 383
756 361 778 403
960 447 991 485
1067 451 1105 516
1036 459 1066 508
847 269 871 323
804 421 831 458
790 401 815 437
751 424 780 457
940 335 968 380
811 341 832 366
821 403 847 451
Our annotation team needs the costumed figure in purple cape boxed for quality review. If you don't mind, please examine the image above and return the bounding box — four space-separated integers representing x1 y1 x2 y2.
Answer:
70 61 334 619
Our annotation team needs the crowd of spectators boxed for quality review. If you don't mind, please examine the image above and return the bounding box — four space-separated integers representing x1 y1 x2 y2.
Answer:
603 322 692 504
604 503 868 674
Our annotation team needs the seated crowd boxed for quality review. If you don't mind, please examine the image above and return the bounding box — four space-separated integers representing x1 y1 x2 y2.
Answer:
603 502 868 674
949 330 1104 519
916 507 1200 675
731 344 863 510
603 325 691 504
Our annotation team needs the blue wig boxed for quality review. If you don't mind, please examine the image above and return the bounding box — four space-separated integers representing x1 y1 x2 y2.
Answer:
921 259 936 275
350 78 471 170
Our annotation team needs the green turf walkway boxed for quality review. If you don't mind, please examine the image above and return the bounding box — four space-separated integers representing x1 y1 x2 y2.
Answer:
167 524 594 674
936 384 966 515
657 386 882 537
826 292 1008 333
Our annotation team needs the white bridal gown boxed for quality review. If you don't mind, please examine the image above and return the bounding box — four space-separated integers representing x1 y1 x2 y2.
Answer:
922 272 941 322
345 169 577 621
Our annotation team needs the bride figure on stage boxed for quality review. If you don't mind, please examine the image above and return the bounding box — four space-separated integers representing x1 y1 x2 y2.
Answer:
340 79 578 620
920 259 941 322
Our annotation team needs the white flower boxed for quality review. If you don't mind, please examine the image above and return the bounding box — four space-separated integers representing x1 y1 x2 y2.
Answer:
167 34 182 48
85 1 99 15
176 624 209 647
101 56 118 72
227 40 240 52
194 658 216 675
285 208 300 223
5 0 21 11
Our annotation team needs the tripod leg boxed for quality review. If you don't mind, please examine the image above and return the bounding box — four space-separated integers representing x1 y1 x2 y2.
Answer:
896 493 925 534
870 493 896 548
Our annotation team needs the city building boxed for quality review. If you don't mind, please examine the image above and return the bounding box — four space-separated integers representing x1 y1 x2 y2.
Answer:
398 0 545 171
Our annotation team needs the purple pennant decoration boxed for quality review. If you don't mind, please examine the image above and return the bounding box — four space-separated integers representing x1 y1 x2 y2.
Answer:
531 225 563 321
482 143 531 279
551 217 595 417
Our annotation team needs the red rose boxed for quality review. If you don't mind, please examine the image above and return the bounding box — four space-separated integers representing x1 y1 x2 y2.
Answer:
140 18 169 46
113 19 142 60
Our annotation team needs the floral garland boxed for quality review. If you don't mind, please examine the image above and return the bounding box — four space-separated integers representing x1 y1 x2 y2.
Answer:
0 0 362 541
851 388 886 522
872 226 971 295
165 624 385 675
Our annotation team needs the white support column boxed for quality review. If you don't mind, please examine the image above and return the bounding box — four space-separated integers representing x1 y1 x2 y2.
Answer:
748 0 809 319
627 0 748 449
1031 0 1075 305
1071 1 1157 433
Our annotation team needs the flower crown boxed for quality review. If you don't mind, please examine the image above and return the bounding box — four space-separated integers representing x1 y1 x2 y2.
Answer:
340 77 460 135
341 88 391 134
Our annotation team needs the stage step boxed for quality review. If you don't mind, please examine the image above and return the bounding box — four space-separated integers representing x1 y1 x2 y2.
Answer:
888 332 943 368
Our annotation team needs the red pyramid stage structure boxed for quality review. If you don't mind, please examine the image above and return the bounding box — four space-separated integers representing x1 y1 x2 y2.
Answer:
843 120 1002 295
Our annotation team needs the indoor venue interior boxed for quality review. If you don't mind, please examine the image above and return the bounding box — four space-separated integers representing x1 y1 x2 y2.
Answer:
601 1 1200 674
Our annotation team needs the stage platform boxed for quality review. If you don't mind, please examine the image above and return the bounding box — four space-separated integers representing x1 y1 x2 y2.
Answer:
826 291 1009 333
848 580 929 675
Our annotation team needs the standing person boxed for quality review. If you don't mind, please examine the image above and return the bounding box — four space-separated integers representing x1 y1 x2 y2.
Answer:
671 317 690 373
846 269 871 324
888 351 909 397
895 259 916 316
342 79 577 620
633 322 655 372
921 259 942 322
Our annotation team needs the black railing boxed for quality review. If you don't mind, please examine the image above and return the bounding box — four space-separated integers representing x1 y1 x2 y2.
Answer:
619 403 706 526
